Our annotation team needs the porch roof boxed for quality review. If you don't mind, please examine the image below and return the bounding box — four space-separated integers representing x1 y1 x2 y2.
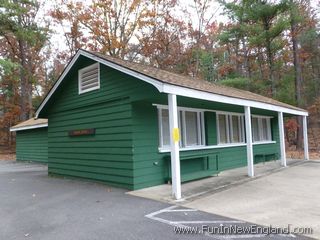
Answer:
10 118 48 132
35 49 307 118
92 51 305 113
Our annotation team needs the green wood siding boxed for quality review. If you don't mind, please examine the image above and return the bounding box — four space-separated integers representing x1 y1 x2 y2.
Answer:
42 57 160 190
48 98 134 189
253 117 280 163
132 97 281 190
39 55 281 190
16 128 48 163
205 112 217 145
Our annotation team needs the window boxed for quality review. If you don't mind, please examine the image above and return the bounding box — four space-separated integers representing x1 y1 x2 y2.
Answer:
218 115 228 144
217 113 245 144
79 63 100 94
183 111 204 146
252 117 259 141
158 108 205 149
159 109 170 147
252 116 272 142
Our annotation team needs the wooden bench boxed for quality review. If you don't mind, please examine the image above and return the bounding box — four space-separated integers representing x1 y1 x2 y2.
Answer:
254 153 278 164
164 152 220 183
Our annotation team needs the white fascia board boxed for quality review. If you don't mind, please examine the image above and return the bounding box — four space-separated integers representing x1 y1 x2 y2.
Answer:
35 51 83 118
35 50 163 118
79 51 164 92
153 104 277 117
10 123 48 132
162 84 308 116
158 141 276 153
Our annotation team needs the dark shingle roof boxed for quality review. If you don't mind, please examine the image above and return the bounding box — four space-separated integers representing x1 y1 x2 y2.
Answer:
89 51 306 113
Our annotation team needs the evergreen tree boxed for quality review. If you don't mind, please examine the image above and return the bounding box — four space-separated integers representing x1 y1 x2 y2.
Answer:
0 0 48 120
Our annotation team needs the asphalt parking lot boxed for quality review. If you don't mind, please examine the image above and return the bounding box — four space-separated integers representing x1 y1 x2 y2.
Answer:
0 161 315 240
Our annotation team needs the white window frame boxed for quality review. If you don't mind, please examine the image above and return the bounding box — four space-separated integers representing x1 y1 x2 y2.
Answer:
182 110 205 147
216 113 245 145
252 115 272 143
154 104 276 152
158 108 164 147
78 63 100 94
157 106 206 150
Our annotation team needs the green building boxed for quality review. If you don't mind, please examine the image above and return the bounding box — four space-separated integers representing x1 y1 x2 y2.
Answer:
10 118 48 163
13 49 309 199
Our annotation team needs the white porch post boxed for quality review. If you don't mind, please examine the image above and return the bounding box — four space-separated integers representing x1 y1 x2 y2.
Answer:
244 106 254 177
168 94 181 200
278 112 287 167
303 116 309 160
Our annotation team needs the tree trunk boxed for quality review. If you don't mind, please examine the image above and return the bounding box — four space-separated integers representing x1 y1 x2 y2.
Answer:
18 39 30 121
242 38 250 78
235 39 241 74
311 56 320 98
296 116 304 150
266 40 275 97
263 19 275 97
8 119 12 148
290 5 304 150
194 29 202 78
27 56 33 118
257 47 264 80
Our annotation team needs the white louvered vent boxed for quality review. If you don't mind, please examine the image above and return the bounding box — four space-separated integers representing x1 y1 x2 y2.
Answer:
78 63 100 94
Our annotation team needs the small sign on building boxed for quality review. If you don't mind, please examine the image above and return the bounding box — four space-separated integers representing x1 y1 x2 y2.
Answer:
69 128 95 137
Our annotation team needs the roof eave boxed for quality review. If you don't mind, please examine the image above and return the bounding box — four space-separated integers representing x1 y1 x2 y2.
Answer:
10 123 48 132
35 49 308 118
162 84 308 116
35 49 164 118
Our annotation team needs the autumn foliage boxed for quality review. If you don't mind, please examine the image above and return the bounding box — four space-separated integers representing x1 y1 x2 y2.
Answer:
0 0 319 149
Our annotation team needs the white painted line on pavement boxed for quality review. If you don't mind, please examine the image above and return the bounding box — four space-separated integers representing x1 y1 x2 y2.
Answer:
165 209 198 212
145 206 297 239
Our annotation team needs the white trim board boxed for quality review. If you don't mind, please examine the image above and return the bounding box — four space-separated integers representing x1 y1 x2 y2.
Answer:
35 49 308 118
158 141 276 153
153 103 244 115
35 50 163 118
154 104 278 118
10 123 48 132
162 85 308 116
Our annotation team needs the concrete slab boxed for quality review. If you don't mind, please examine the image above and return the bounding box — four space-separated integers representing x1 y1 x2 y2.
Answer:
185 161 320 239
128 159 303 203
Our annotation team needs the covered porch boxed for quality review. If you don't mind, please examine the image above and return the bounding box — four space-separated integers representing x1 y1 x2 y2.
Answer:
129 158 306 203
164 92 309 200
